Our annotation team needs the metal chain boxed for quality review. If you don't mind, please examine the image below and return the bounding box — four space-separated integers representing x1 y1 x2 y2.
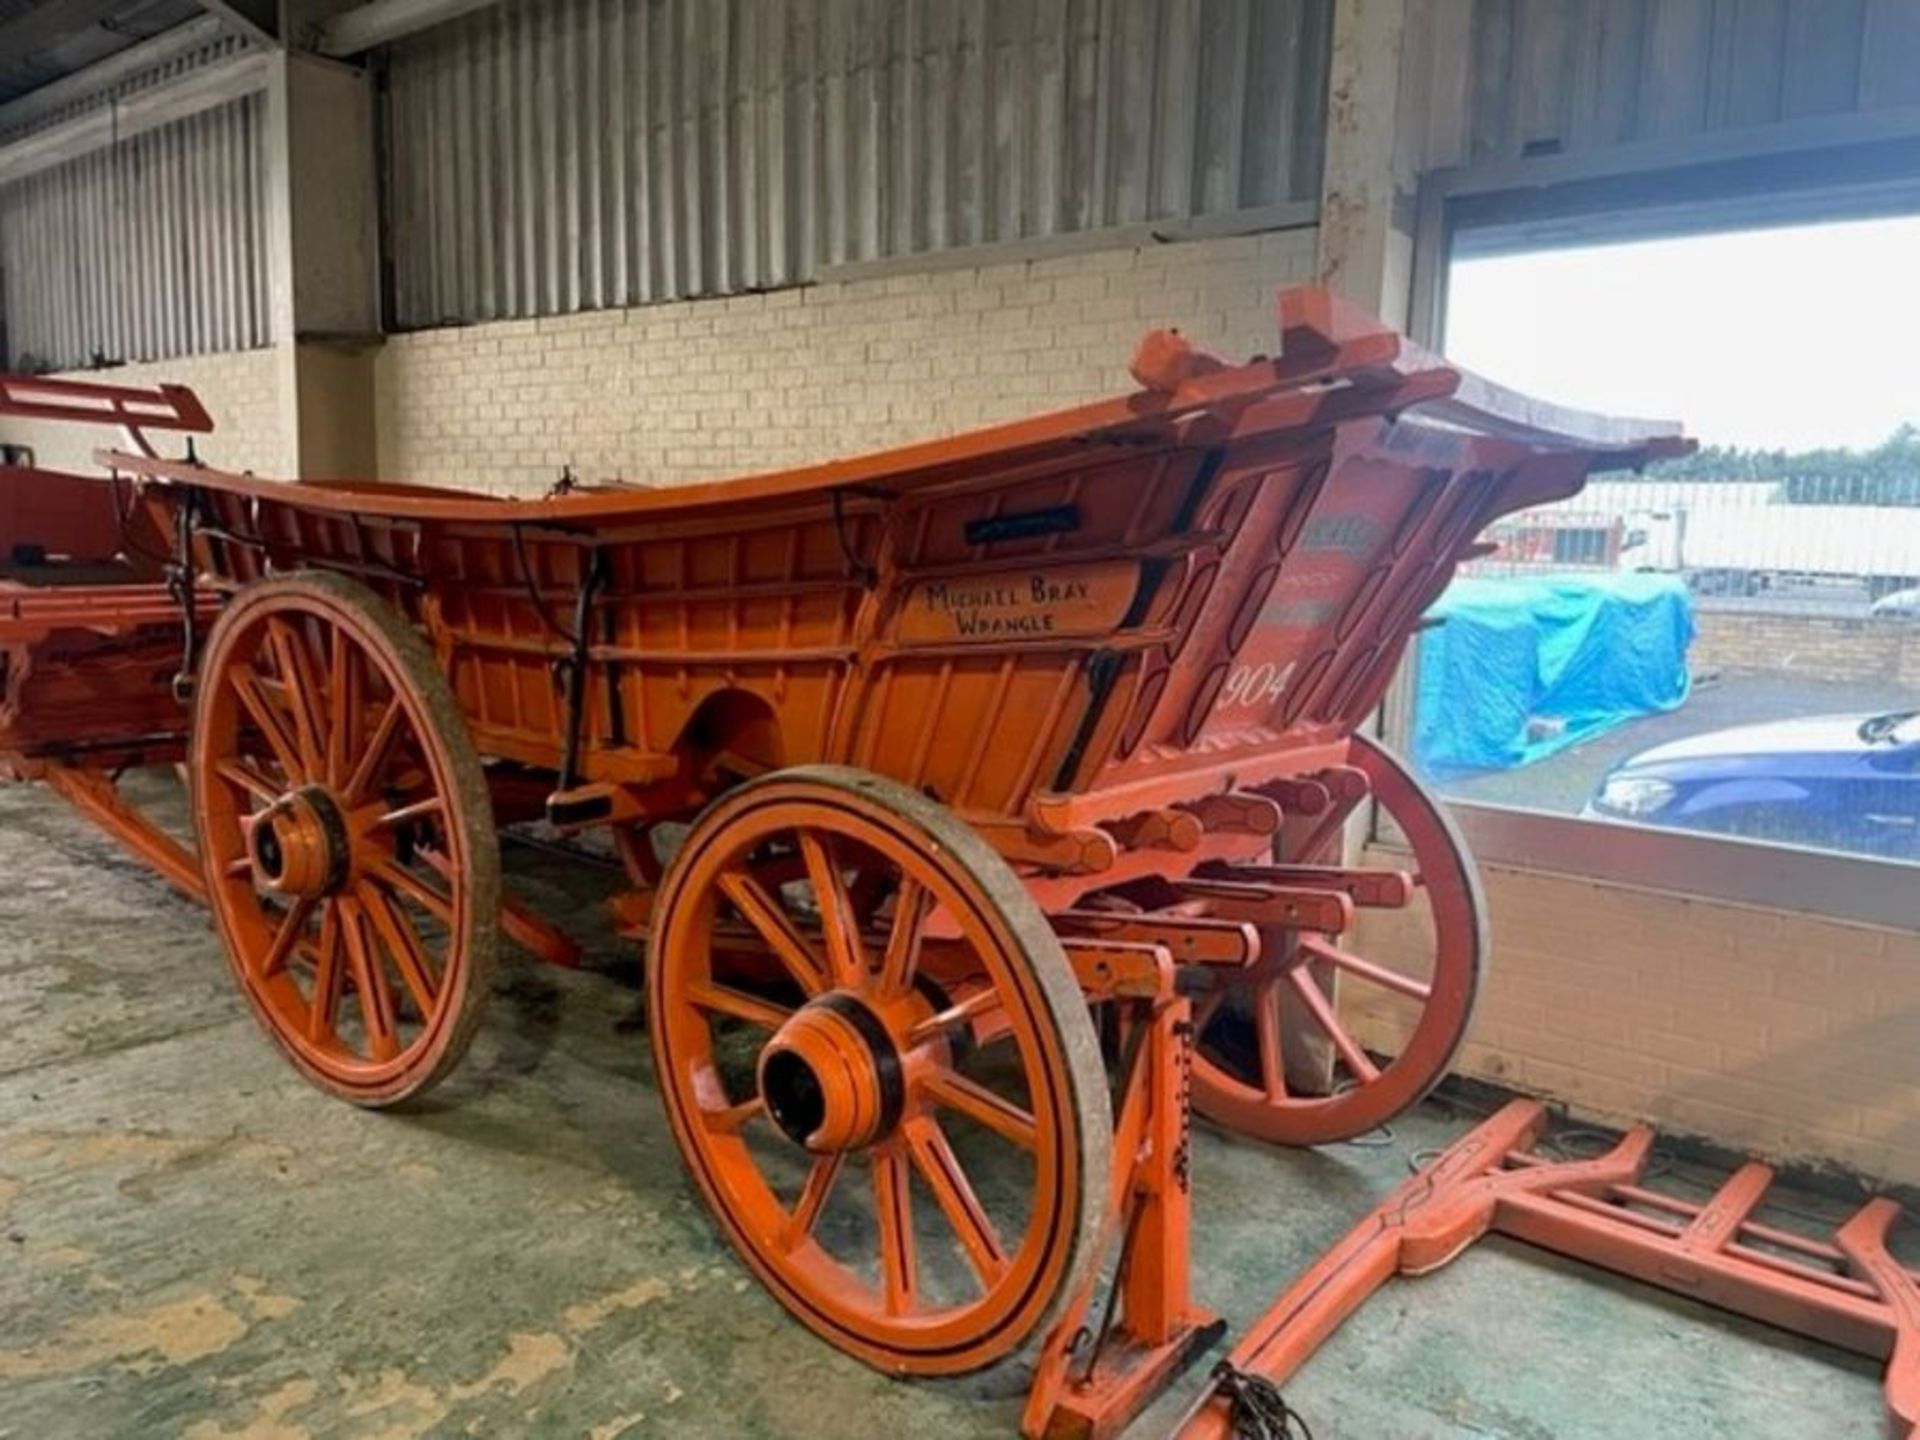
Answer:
1208 1360 1316 1440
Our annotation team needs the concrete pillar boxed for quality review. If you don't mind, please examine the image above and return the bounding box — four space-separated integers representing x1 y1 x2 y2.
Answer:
264 49 383 477
1315 0 1415 325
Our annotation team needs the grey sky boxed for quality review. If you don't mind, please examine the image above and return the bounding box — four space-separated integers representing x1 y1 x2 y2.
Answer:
1443 214 1920 453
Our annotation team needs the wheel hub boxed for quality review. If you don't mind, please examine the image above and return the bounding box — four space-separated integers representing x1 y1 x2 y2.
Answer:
249 785 350 897
757 993 904 1154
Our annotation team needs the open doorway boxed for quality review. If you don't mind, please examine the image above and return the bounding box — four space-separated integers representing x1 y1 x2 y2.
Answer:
1409 212 1920 864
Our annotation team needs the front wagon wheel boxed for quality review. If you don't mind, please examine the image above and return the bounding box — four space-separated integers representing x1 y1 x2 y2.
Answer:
190 570 501 1106
649 765 1110 1376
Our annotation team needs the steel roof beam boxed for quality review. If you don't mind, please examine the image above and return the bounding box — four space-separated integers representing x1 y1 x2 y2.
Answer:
0 14 228 137
0 50 270 184
316 0 507 57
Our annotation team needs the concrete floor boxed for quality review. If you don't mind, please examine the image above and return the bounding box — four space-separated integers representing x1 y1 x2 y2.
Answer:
0 776 1891 1438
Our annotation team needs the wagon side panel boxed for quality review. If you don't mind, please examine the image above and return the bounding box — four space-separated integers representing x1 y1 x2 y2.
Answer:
414 507 876 787
1072 421 1594 802
610 510 872 777
845 445 1206 821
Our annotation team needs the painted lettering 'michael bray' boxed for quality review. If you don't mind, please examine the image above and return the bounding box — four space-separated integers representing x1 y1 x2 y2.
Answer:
902 572 1121 645
916 573 1096 638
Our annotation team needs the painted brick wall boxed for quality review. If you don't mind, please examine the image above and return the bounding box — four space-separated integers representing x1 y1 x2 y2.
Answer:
373 229 1321 494
0 347 284 478
1350 858 1920 1186
1694 608 1920 688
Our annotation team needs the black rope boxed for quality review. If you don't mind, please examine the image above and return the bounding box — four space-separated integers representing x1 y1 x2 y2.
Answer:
1074 1189 1143 1384
107 469 174 568
830 488 878 587
166 486 201 701
556 547 607 793
511 522 580 647
1208 1361 1315 1440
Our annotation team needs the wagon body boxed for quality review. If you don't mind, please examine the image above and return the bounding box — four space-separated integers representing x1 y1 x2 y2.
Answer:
92 290 1672 883
0 288 1689 1437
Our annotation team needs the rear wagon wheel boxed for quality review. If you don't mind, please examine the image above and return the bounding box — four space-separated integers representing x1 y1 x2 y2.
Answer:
190 570 500 1106
1188 733 1485 1145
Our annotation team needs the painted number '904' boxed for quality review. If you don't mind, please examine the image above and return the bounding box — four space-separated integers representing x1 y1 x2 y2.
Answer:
1216 660 1294 711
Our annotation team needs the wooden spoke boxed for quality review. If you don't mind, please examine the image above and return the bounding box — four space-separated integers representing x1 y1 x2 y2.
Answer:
1299 936 1432 1002
905 1116 1009 1289
1294 785 1366 862
373 794 447 831
871 1144 919 1317
1253 979 1289 1102
798 831 866 989
779 1151 844 1251
921 1067 1038 1151
1192 987 1226 1038
369 858 454 924
702 1094 766 1136
356 880 440 1018
265 619 328 776
716 869 827 996
1286 967 1381 1085
259 897 314 979
214 758 285 805
412 845 537 971
340 899 400 1061
306 905 343 1043
228 670 304 779
906 988 1000 1046
325 622 359 789
345 696 405 802
685 979 793 1031
876 877 929 999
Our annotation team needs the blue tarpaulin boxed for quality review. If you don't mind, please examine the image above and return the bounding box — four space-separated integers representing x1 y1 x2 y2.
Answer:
1413 573 1695 777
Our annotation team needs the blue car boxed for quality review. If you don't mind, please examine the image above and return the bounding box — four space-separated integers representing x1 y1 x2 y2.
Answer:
1586 709 1920 860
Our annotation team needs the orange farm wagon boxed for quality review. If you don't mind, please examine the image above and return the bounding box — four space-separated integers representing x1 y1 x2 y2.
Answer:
0 290 1683 1437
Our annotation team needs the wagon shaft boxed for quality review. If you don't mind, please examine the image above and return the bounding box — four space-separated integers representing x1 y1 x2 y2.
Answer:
1175 1101 1920 1440
0 287 1689 1438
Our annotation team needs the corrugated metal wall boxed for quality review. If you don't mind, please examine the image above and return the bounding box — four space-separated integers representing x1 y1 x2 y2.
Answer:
1453 0 1920 167
383 0 1332 328
0 90 271 371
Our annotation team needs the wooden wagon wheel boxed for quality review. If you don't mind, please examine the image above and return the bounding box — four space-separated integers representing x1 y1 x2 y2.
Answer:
190 570 500 1106
1188 733 1485 1145
649 765 1109 1376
